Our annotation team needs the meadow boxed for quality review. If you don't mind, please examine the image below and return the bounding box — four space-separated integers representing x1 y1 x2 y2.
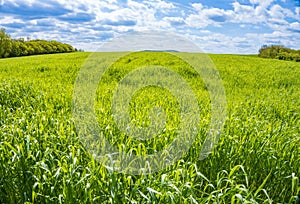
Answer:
0 52 299 203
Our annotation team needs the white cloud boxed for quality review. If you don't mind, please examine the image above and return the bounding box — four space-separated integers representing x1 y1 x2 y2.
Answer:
2 0 21 7
184 32 257 54
254 0 274 15
268 4 294 19
191 3 203 11
1 0 299 53
147 0 175 9
246 30 300 49
296 7 300 16
99 30 201 52
186 5 234 28
290 22 300 31
0 16 23 24
162 16 185 25
249 0 260 4
232 2 264 23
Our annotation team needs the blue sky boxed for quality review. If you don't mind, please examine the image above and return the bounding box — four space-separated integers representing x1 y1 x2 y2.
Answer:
0 0 299 53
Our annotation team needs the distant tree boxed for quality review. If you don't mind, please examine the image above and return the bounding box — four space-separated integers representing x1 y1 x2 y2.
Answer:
0 28 12 58
19 43 29 56
258 45 300 62
10 40 21 57
30 41 47 54
40 41 52 54
0 28 77 58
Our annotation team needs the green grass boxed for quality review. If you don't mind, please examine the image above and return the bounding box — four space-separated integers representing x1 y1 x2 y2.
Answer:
0 52 299 203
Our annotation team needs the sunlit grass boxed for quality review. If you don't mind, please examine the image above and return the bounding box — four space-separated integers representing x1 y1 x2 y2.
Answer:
0 52 299 203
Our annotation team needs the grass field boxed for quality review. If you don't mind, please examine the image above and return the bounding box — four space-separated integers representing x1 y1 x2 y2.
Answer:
0 52 299 203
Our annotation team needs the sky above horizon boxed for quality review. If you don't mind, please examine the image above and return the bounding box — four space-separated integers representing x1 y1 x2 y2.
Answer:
0 0 299 54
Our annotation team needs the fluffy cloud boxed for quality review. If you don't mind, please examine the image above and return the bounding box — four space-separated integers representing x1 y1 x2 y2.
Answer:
0 0 71 18
0 0 299 53
147 0 175 10
246 30 300 49
289 22 300 32
268 4 294 19
187 32 257 54
186 3 235 28
162 17 185 27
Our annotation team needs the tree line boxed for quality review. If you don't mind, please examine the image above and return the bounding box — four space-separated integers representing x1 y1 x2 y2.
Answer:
258 45 300 62
0 28 78 58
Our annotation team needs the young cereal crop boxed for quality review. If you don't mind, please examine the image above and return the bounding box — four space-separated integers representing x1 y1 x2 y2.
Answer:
0 52 299 203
